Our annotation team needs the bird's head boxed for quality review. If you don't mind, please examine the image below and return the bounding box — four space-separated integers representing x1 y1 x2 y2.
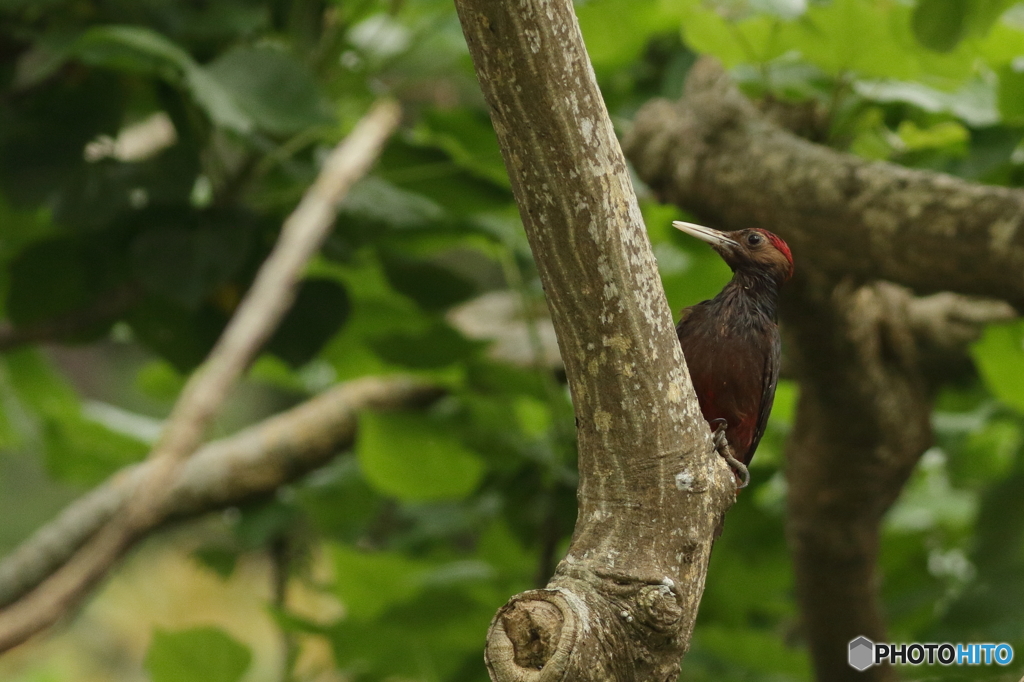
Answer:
672 221 794 283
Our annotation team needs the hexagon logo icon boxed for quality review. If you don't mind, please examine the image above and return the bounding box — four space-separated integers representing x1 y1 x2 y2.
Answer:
849 636 875 671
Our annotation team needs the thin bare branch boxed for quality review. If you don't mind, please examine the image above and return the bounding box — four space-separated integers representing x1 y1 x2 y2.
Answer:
132 98 403 525
0 376 440 610
0 98 402 652
902 289 1016 350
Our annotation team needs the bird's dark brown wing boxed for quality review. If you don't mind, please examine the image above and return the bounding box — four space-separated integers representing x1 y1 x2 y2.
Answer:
745 329 781 465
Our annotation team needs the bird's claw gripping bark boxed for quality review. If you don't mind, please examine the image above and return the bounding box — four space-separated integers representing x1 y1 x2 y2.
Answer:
709 419 749 489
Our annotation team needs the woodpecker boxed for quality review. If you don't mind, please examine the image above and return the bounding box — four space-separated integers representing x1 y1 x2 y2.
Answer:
673 221 794 488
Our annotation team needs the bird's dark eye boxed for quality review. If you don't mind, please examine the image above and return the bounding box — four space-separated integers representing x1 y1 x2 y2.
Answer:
746 232 763 246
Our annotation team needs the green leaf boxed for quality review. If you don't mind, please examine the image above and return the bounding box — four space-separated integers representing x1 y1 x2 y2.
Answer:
357 410 485 501
513 395 551 438
378 139 514 215
855 78 1000 128
413 109 509 188
297 458 384 542
310 254 446 379
783 0 918 79
695 625 811 677
966 0 1017 38
135 359 187 401
192 547 239 580
896 120 969 153
886 451 977 533
971 320 1024 412
70 26 255 133
978 18 1024 66
327 593 489 681
932 471 1024 645
6 231 129 331
660 238 733 314
768 380 798 425
912 0 970 52
949 127 1023 184
4 349 149 484
6 236 95 326
232 499 298 550
205 46 331 135
184 68 255 134
379 250 476 313
475 519 536 585
0 192 53 264
73 27 245 130
249 354 312 393
320 328 393 381
144 627 251 682
331 544 428 620
266 278 351 367
128 297 227 372
73 25 194 78
369 321 479 369
997 63 1024 124
681 5 783 68
954 418 1021 483
338 176 446 234
130 222 250 310
326 543 497 679
576 0 686 70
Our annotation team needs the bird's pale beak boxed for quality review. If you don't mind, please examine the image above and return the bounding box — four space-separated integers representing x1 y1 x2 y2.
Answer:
672 221 739 248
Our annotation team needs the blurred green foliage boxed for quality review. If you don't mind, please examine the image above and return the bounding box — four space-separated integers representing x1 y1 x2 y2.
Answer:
145 627 252 682
2 0 1024 680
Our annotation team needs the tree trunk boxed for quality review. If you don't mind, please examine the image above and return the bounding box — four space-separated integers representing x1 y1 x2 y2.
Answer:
782 274 932 682
452 2 736 680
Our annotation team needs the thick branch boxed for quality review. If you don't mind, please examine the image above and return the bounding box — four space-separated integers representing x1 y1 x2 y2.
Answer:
780 276 1012 681
0 376 440 610
0 99 401 652
623 58 1024 309
903 289 1016 354
780 272 933 682
454 2 734 681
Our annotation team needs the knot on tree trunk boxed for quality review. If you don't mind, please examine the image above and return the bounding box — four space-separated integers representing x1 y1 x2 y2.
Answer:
485 573 689 682
635 581 683 632
489 585 573 675
501 596 565 670
486 590 575 682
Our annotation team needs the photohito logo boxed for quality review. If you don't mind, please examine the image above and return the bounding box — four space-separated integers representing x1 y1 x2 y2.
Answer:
849 637 1014 670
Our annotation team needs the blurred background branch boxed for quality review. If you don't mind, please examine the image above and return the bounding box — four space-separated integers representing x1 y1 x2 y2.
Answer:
625 58 1024 308
0 98 401 652
0 375 440 611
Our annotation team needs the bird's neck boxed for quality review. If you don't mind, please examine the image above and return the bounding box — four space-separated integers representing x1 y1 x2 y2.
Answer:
716 269 782 322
